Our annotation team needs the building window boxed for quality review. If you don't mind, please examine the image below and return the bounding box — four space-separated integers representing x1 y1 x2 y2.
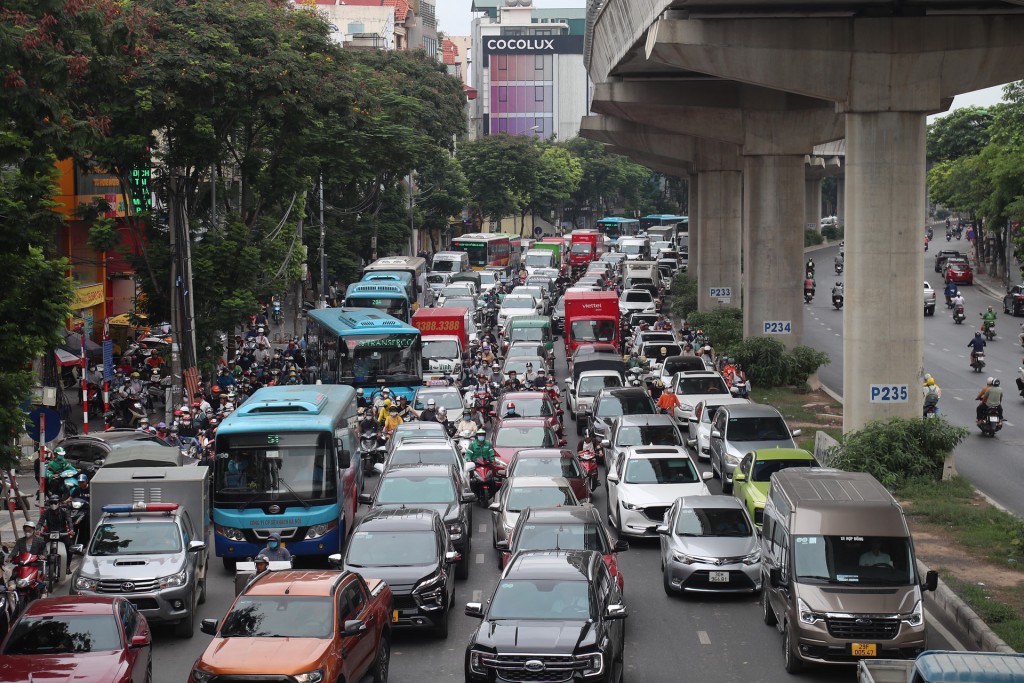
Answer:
347 22 364 33
498 86 507 102
535 53 544 70
535 86 543 101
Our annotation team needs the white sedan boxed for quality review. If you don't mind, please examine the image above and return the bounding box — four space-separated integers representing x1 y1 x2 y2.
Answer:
619 288 657 315
606 446 711 537
497 294 541 328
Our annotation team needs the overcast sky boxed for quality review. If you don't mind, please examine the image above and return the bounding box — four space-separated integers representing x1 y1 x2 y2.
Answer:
435 2 1009 116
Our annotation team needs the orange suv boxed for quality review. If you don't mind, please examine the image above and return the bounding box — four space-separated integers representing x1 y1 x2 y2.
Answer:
189 565 392 683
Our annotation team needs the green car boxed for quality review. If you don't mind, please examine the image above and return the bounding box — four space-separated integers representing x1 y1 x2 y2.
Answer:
731 448 818 528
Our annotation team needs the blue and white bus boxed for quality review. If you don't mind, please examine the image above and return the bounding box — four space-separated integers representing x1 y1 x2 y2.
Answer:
305 307 423 402
361 256 428 310
343 281 411 322
213 385 359 569
595 216 641 240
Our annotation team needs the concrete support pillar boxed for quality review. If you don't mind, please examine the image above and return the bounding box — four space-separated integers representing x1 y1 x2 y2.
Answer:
687 174 699 285
743 154 805 347
697 171 743 312
836 178 845 227
844 112 926 429
805 178 822 233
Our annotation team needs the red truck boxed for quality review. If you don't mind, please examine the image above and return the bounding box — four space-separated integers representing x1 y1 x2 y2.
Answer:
569 230 601 266
563 290 620 356
412 307 469 383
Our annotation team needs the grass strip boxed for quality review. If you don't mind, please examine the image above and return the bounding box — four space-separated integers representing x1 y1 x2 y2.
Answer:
938 571 1024 651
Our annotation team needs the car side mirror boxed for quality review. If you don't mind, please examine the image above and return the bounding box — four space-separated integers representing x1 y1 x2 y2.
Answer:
701 471 713 481
710 430 722 439
733 472 746 482
606 471 619 483
187 541 206 553
465 602 485 618
339 448 351 469
445 551 461 564
791 429 802 437
70 544 84 556
200 618 219 636
655 525 669 536
130 632 151 648
494 539 508 551
613 539 629 552
328 553 344 567
601 439 610 447
488 502 500 511
373 462 385 475
464 461 476 473
342 619 367 637
923 570 939 592
769 567 783 588
461 492 478 504
604 603 628 620
358 493 374 505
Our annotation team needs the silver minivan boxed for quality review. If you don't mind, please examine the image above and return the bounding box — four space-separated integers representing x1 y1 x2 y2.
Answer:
708 404 800 492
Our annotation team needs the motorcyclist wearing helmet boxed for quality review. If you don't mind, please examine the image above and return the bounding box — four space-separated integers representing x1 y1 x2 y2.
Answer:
967 331 986 363
976 377 1003 424
13 520 46 558
647 377 664 402
489 362 503 386
626 351 647 371
381 403 404 436
457 413 478 440
981 306 997 333
40 494 74 572
435 406 454 437
653 314 672 331
656 384 681 415
417 398 438 423
480 344 496 367
503 370 523 393
922 375 941 415
465 428 496 464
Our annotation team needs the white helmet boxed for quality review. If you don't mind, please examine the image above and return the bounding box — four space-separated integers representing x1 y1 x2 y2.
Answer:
987 376 995 385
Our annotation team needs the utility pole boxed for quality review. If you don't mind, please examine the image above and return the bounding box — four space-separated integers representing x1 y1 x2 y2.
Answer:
318 174 327 308
293 213 304 336
167 175 183 414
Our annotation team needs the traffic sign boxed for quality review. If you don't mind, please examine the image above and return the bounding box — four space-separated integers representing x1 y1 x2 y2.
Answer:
102 339 114 380
533 226 544 238
762 321 792 334
25 407 61 443
709 287 732 303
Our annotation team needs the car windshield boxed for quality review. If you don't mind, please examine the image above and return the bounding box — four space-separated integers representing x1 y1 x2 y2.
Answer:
220 596 334 638
506 486 575 512
421 340 461 360
3 615 122 654
480 272 497 285
504 297 536 309
346 531 438 567
516 522 610 553
508 344 544 358
393 424 446 443
487 579 593 621
698 404 724 425
794 536 914 586
376 475 455 505
674 507 752 537
390 448 454 468
414 391 463 411
431 260 459 272
675 377 729 395
90 521 181 556
511 327 546 343
443 285 474 298
495 427 556 448
617 425 680 447
525 253 553 267
215 432 338 503
623 291 652 303
507 397 555 418
445 297 478 312
641 344 682 359
624 457 699 484
510 457 582 479
621 243 643 255
727 417 791 442
578 375 622 396
596 395 655 418
751 458 818 482
570 320 618 343
427 274 449 285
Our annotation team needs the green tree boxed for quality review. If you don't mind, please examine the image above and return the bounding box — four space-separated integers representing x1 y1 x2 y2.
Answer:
561 137 659 226
458 134 540 232
530 143 583 228
927 106 994 163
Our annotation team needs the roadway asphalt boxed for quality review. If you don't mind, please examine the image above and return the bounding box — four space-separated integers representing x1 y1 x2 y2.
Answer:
803 239 1024 515
126 338 960 683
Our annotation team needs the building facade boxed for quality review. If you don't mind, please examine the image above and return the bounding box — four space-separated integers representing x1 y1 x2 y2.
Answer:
469 0 588 141
311 0 438 56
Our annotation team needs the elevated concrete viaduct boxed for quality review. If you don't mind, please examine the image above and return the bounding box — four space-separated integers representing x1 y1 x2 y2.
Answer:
582 0 1024 429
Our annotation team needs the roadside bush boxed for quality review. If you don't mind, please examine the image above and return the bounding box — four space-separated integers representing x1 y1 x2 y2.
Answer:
730 338 831 388
830 418 968 489
821 224 844 241
669 272 698 320
785 345 831 386
805 228 824 247
687 308 742 351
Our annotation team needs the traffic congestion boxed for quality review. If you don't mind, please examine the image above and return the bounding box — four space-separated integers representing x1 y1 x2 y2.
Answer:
7 221 959 682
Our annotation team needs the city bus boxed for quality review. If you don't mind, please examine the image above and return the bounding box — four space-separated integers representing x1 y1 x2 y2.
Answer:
639 214 688 231
213 385 359 569
500 233 523 272
451 232 512 270
305 307 423 402
595 217 640 240
343 281 411 322
361 255 428 310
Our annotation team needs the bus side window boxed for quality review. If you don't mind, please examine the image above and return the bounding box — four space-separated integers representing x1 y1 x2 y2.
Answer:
338 428 356 471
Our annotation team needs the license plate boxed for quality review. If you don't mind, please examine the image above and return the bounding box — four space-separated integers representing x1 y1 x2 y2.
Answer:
392 610 399 623
709 571 729 583
851 643 877 657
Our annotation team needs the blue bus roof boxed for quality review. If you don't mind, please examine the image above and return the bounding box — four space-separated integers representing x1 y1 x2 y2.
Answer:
216 385 356 434
642 214 688 221
307 307 420 336
361 271 412 284
596 217 639 224
915 651 1024 682
345 282 408 298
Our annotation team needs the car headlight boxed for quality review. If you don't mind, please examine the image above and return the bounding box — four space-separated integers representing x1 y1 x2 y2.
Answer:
468 650 487 676
160 568 188 588
305 521 337 540
622 501 642 511
414 571 446 594
191 669 215 683
74 575 98 591
797 598 824 625
741 549 761 565
679 402 693 413
671 551 697 565
215 525 245 542
293 671 324 683
724 452 741 465
446 522 464 539
902 600 924 627
577 652 604 677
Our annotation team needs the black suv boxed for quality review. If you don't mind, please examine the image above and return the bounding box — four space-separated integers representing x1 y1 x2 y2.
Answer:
589 387 657 441
359 464 475 579
58 429 174 472
343 508 459 637
465 549 628 683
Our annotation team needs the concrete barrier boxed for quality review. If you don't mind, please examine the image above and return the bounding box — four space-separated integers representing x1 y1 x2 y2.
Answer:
813 429 840 467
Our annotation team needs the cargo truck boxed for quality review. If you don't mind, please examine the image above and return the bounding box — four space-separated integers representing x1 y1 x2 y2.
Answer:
564 290 620 357
413 306 469 384
569 230 601 267
858 651 1024 683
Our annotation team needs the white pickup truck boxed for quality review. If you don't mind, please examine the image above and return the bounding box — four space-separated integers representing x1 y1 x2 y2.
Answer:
924 281 936 317
858 651 1024 683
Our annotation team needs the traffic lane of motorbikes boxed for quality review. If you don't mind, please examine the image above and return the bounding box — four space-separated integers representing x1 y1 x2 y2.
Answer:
803 243 1024 516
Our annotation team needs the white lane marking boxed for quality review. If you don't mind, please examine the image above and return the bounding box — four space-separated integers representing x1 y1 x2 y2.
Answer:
942 348 950 352
479 523 487 534
472 589 482 602
953 396 963 401
697 631 711 645
1006 422 1014 428
925 606 968 651
835 333 840 337
958 355 965 359
476 553 485 564
995 368 1003 373
826 327 832 332
929 342 936 346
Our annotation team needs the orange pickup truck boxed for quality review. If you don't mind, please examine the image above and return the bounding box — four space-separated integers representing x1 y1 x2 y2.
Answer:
190 568 393 683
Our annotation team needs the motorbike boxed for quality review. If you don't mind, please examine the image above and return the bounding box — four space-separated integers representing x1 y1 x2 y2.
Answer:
982 320 996 341
804 290 814 304
923 403 939 419
927 227 934 240
10 552 47 612
68 494 90 547
834 262 843 275
832 293 844 310
469 457 499 508
578 450 599 492
272 299 282 324
729 376 750 398
359 427 380 478
970 351 986 372
946 230 952 242
43 531 67 589
979 406 1003 437
953 305 966 324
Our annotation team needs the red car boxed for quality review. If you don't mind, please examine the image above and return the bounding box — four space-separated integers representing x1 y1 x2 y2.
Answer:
506 448 590 503
945 259 974 285
500 391 565 436
491 417 566 463
0 596 152 683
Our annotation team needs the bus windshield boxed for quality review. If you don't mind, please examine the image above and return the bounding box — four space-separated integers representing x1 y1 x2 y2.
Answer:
525 253 553 268
343 296 408 321
215 432 338 504
455 243 488 267
339 334 421 385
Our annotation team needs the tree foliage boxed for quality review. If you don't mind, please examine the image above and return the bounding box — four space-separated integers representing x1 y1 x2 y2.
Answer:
669 273 698 320
927 106 994 164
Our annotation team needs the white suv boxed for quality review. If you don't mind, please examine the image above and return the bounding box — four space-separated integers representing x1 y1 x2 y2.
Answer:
671 371 731 423
605 446 711 537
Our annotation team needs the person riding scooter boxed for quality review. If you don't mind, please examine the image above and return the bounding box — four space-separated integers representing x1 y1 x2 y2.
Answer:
968 331 987 366
944 280 957 307
981 306 997 336
976 377 1003 425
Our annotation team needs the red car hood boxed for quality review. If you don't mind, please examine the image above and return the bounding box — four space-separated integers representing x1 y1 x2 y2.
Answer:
493 445 528 461
199 637 330 675
0 652 129 682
